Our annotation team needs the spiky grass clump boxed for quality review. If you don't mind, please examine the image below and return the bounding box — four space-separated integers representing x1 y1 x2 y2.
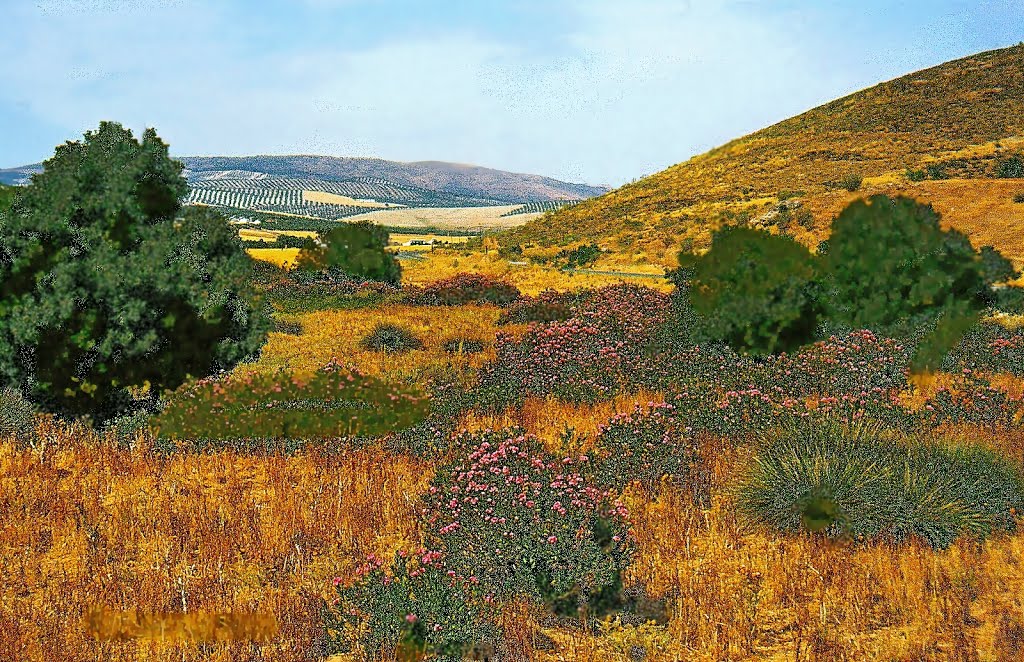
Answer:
735 420 1024 549
359 324 425 353
0 387 36 443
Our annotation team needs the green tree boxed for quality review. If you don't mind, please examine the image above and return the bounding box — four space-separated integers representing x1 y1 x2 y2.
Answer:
0 122 269 424
686 226 822 355
0 184 16 214
820 195 1009 370
295 221 401 284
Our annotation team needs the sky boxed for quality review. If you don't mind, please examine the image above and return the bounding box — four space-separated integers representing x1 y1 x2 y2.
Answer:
1 0 1022 186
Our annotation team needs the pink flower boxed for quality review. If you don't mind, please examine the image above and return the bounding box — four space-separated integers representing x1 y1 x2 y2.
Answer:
332 576 342 586
405 613 418 623
547 535 558 544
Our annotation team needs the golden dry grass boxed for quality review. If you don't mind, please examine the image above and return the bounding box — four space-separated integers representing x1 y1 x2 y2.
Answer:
246 247 302 269
302 190 398 209
342 205 541 231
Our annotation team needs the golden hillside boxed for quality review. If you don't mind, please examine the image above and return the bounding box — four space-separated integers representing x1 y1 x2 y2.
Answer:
504 44 1024 267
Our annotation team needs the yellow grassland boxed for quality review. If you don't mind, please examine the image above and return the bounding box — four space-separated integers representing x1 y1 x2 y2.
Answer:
301 190 399 209
342 205 542 231
246 248 301 269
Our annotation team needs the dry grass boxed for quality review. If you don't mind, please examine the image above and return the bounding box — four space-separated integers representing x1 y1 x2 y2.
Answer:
342 205 542 231
246 247 301 269
302 190 398 209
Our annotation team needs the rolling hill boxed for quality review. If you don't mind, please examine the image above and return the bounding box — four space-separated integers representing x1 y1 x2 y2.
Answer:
1 155 608 233
504 43 1024 268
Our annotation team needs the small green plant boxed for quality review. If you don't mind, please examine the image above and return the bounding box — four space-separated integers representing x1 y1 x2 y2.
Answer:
996 155 1024 179
442 337 486 354
273 319 303 335
840 173 864 192
1013 192 1024 203
0 387 37 443
359 324 425 353
905 168 927 182
926 163 948 180
558 243 603 268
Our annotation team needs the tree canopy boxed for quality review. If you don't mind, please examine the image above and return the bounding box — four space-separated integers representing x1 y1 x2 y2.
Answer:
294 221 401 284
0 122 269 423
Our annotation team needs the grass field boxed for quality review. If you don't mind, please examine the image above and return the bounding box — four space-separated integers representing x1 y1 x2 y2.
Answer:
343 205 544 231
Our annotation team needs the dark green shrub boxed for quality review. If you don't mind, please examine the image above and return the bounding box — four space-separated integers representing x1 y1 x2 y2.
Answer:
441 337 486 354
0 387 36 443
1013 192 1024 203
735 421 1024 549
996 155 1024 179
0 122 270 425
906 168 927 182
323 550 498 661
558 243 603 268
497 244 524 260
821 195 1010 370
840 173 863 192
294 221 401 285
686 226 823 355
103 405 157 449
926 163 948 180
359 323 424 353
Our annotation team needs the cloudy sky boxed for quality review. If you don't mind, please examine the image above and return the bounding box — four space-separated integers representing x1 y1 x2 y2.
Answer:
1 0 1022 186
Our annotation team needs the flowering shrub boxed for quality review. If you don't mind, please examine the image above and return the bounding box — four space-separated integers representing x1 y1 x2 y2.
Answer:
263 269 400 313
593 403 696 492
323 549 498 661
403 274 521 307
943 321 1024 377
421 429 634 617
919 370 1022 429
154 361 429 450
496 289 581 325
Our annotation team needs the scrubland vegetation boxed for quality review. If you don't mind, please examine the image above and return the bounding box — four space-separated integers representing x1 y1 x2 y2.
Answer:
5 47 1024 659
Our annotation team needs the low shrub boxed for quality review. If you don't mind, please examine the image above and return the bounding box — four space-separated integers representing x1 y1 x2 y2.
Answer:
943 321 1024 377
0 387 37 443
421 429 634 618
919 371 1022 430
403 274 521 307
996 155 1024 179
153 362 429 451
323 549 498 661
497 290 581 325
840 173 864 192
905 168 927 182
593 402 696 493
359 324 425 353
1014 192 1024 203
557 243 603 268
442 337 486 355
273 319 303 335
736 421 1024 549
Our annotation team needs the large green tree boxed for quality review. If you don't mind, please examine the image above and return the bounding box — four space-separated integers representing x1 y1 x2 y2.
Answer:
820 195 1014 369
294 221 401 284
0 122 269 423
685 226 823 355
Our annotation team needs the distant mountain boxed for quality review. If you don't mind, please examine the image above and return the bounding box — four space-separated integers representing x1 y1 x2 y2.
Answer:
1 155 607 229
505 43 1024 267
0 164 43 186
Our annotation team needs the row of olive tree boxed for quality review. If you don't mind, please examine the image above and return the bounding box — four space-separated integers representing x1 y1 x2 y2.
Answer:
677 195 1022 372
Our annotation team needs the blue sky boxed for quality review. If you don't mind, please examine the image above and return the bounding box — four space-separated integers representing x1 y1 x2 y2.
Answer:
1 0 1022 186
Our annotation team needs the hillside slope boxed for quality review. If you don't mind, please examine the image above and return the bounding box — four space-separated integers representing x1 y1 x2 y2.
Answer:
179 155 608 203
504 44 1024 267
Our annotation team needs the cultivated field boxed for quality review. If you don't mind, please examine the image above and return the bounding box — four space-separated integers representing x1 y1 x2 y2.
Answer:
342 206 544 231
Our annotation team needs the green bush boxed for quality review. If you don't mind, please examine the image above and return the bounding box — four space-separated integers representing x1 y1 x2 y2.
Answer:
558 243 603 268
0 122 269 425
905 168 927 182
359 324 425 353
840 173 863 192
820 195 1009 370
1013 192 1024 203
153 362 429 451
686 226 823 355
0 387 36 443
402 274 521 307
996 155 1024 179
736 421 1024 549
295 221 401 285
926 163 948 180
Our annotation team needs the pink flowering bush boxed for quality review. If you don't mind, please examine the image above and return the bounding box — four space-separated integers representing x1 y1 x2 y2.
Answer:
943 320 1024 377
403 274 521 307
593 402 697 493
496 289 580 325
421 428 634 617
919 370 1022 429
323 549 497 661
